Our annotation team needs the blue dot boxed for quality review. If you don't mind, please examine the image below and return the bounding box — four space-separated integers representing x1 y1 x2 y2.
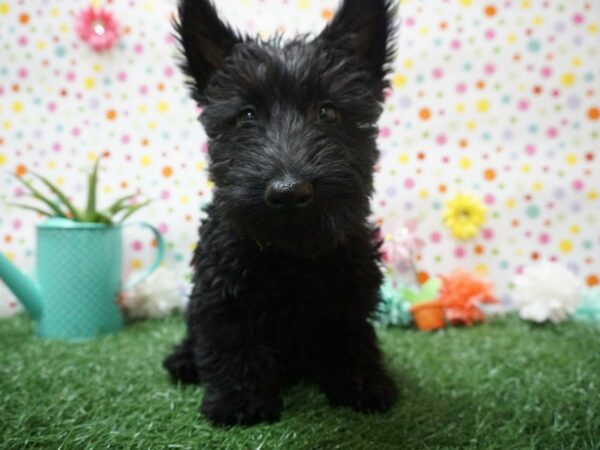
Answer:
526 205 540 218
54 46 66 57
528 40 541 52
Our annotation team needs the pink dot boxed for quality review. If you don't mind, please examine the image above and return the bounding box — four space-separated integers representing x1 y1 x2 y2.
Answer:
383 88 393 99
66 71 76 82
13 219 22 230
484 194 495 205
52 142 61 152
158 223 169 234
518 99 530 111
165 66 174 77
47 102 57 112
450 39 461 50
72 127 80 137
132 240 143 251
482 228 494 240
539 233 550 244
201 142 209 154
442 156 450 164
379 127 391 138
404 178 415 189
484 29 496 40
18 36 28 46
430 232 441 243
405 17 415 27
525 144 536 155
546 127 558 138
454 246 466 258
117 71 127 82
436 134 447 145
165 33 176 45
133 43 144 54
139 85 148 95
121 134 130 144
541 66 553 78
572 13 584 25
432 68 444 79
572 179 584 191
18 68 28 79
484 64 495 75
161 190 170 200
456 82 467 94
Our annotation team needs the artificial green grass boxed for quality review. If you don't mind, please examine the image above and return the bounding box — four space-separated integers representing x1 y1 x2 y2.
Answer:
1 315 599 450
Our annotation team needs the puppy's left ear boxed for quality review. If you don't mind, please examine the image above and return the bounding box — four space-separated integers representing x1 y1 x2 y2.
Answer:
318 0 397 81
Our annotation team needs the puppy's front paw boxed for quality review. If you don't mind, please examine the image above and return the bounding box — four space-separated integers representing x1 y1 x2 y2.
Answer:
200 387 282 426
323 370 398 414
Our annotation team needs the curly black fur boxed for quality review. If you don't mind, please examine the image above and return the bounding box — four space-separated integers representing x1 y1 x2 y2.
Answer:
164 0 399 426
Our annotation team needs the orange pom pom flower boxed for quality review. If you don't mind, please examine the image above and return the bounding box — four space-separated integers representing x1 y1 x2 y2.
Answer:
438 269 498 325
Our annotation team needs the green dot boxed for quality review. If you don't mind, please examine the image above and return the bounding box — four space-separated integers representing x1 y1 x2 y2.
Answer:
526 205 540 218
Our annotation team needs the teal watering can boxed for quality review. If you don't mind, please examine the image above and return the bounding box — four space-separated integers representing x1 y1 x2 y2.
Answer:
0 218 165 340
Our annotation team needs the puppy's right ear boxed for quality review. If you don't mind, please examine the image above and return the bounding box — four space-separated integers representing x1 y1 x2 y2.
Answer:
176 0 241 104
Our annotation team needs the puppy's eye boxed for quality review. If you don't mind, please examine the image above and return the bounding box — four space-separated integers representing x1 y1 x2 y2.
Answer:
237 107 257 126
318 104 340 123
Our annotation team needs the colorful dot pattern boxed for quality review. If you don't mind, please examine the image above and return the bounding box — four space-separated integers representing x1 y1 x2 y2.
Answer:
0 0 599 315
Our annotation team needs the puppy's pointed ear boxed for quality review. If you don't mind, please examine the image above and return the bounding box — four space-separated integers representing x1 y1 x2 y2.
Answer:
318 0 397 80
176 0 242 103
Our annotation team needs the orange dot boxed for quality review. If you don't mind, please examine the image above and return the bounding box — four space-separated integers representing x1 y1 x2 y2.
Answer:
588 107 599 120
587 274 599 287
162 166 173 177
438 184 447 193
419 108 431 120
106 109 117 120
321 8 333 21
417 271 429 285
484 168 496 181
19 13 29 24
474 245 484 255
15 164 27 176
484 5 497 17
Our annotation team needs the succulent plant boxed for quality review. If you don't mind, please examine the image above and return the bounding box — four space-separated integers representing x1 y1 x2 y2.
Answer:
8 157 151 224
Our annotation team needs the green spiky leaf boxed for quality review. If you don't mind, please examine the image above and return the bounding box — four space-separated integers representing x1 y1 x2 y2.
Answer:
84 157 101 221
30 172 82 220
7 202 54 217
116 200 152 223
105 194 139 216
13 175 66 217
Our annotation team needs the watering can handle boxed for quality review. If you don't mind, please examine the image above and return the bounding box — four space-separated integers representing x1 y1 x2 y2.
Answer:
122 222 166 290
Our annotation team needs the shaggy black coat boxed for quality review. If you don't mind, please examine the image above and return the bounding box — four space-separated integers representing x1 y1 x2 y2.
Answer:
164 0 399 426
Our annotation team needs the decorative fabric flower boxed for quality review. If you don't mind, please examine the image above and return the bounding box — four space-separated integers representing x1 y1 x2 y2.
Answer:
438 269 497 325
443 193 486 240
573 288 600 324
76 7 120 52
381 217 425 282
375 279 413 327
513 262 583 324
120 266 189 319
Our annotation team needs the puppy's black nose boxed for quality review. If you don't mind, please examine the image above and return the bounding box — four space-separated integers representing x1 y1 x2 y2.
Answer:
265 177 313 209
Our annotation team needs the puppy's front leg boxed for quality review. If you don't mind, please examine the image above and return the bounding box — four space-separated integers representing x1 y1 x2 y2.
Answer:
198 315 282 426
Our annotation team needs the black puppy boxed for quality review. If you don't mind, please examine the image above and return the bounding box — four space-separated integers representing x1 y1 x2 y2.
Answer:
164 0 399 426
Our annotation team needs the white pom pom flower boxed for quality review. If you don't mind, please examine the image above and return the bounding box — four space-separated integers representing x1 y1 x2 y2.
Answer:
121 266 190 319
513 262 583 323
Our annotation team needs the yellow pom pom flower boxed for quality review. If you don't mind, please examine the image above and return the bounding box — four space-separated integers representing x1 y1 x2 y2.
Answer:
443 193 487 240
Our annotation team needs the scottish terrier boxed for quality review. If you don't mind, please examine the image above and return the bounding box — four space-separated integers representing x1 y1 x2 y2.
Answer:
164 0 399 426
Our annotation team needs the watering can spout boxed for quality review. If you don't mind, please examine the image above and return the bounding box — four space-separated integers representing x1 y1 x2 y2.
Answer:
0 252 43 319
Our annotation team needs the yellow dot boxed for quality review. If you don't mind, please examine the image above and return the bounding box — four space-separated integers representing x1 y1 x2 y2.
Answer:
0 3 10 15
47 160 56 169
59 23 69 33
588 190 598 200
157 101 169 113
132 259 143 270
455 103 465 113
565 153 577 165
180 195 189 205
466 120 477 131
459 157 472 169
139 104 148 113
392 73 407 88
50 7 59 17
86 152 97 162
520 164 530 173
140 155 152 166
12 101 23 113
532 16 543 26
143 0 154 12
398 153 410 165
84 77 95 89
37 40 47 50
92 63 102 73
507 34 517 44
207 180 215 189
474 264 488 276
571 57 582 67
570 225 580 234
476 99 490 113
532 181 543 192
5 251 15 262
3 120 12 130
419 26 429 36
506 198 516 209
0 153 6 166
419 189 429 199
588 23 598 34
561 73 575 87
298 0 310 9
403 59 413 69
195 161 205 172
559 239 573 253
521 0 530 9
459 0 472 7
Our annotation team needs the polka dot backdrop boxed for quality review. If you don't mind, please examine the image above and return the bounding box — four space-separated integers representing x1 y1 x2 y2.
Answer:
0 0 599 317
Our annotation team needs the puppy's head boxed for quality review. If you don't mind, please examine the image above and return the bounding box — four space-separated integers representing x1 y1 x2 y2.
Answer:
177 0 397 257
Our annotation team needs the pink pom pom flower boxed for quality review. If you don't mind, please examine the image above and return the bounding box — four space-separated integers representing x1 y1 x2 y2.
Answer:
76 7 120 52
